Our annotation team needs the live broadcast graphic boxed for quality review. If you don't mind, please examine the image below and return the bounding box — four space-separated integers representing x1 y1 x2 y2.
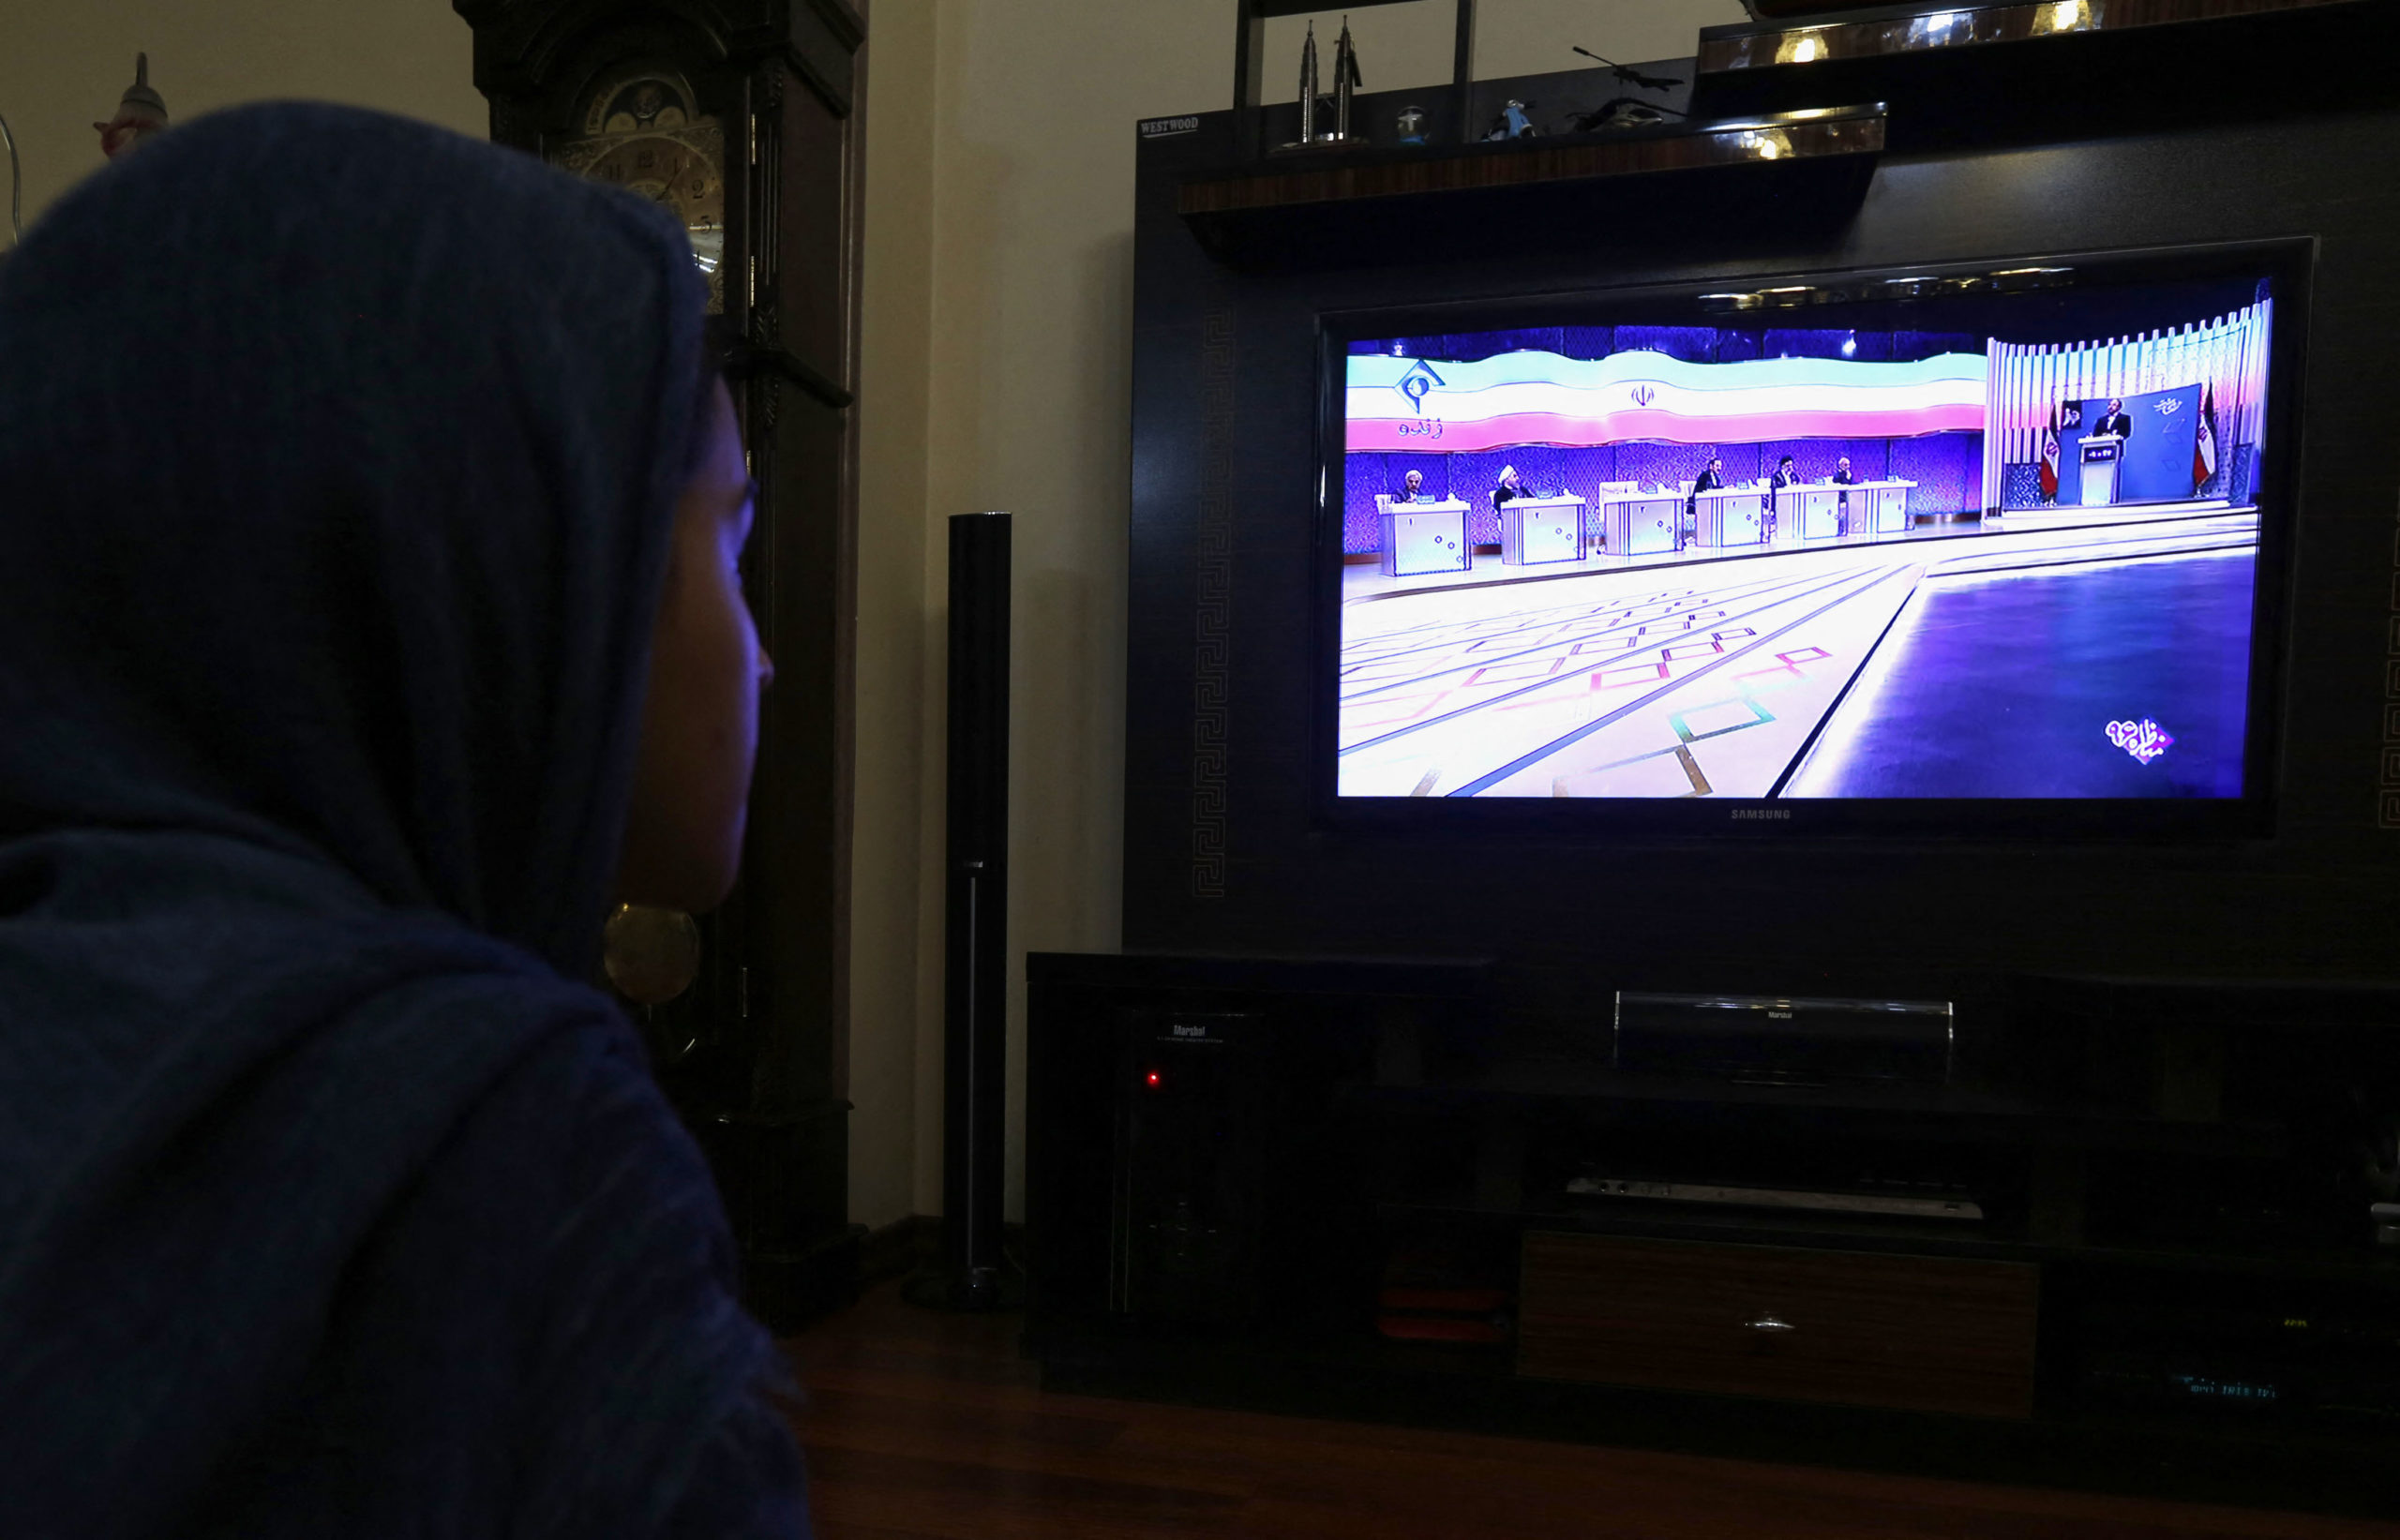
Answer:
1336 289 2272 800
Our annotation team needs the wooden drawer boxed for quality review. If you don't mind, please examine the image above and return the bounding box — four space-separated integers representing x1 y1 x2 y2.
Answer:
1518 1232 2039 1419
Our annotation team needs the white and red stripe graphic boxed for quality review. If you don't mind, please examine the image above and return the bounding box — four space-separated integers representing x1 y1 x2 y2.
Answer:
1346 350 1988 455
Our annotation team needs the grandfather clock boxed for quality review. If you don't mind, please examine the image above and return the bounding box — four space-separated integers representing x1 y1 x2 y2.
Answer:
454 0 867 1330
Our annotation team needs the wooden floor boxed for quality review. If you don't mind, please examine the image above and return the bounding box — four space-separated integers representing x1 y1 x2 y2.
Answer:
781 1282 2400 1540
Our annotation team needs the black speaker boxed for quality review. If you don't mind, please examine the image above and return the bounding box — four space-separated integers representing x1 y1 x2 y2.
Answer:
911 511 1013 1310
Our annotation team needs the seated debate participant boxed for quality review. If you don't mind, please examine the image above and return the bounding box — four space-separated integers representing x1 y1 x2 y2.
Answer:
1492 464 1539 541
1831 454 1857 535
1398 468 1430 502
2094 397 2135 439
1765 454 1798 541
1683 456 1725 551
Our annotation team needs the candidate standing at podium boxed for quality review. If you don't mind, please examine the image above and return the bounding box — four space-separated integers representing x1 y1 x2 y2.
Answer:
1398 468 1429 502
1683 456 1723 552
1831 455 1857 535
1765 455 1797 541
2093 398 2134 440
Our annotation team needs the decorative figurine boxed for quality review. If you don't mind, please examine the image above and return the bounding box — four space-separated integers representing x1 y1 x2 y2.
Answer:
1564 45 1689 135
1281 17 1368 153
1290 21 1321 149
1329 16 1365 145
1484 99 1537 142
1395 105 1428 145
1570 45 1685 94
95 53 169 160
1573 99 1673 132
2 114 21 248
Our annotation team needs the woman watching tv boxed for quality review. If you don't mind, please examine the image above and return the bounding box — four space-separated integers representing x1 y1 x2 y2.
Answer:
0 105 810 1536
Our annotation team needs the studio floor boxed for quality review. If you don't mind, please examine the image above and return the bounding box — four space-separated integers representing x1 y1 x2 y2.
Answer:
1338 505 2258 800
781 1279 2398 1539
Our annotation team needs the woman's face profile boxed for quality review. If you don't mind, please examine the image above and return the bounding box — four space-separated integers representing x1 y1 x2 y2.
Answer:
616 379 772 913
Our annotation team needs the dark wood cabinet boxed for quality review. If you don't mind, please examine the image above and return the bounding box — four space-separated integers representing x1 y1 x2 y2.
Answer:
453 0 867 1330
1028 954 2400 1518
1520 1232 2040 1419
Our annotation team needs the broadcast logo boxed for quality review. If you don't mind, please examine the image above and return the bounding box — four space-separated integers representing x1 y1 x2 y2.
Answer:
2106 718 2175 765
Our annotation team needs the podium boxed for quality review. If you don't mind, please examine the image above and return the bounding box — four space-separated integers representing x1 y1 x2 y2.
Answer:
1374 496 1471 576
1693 487 1767 547
1499 496 1585 566
1598 492 1681 555
1860 479 1913 532
1797 478 1915 538
1791 486 1843 540
2079 435 2123 506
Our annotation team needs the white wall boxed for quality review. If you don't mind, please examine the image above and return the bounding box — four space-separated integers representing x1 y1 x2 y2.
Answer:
847 0 1748 1229
0 1 485 232
1261 1 1743 99
0 0 1757 1233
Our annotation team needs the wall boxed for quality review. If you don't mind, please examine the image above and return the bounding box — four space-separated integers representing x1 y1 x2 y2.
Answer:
847 0 1748 1228
1260 2 1738 101
0 1 484 231
0 0 1758 1231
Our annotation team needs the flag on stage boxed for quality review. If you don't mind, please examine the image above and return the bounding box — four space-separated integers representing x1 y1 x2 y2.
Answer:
2194 382 2218 492
2038 405 2062 501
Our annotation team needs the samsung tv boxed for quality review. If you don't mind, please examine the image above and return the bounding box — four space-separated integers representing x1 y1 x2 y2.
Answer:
1320 242 2305 840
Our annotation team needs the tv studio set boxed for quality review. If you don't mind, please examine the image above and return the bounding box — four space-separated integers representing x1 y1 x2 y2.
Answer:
1334 275 2277 803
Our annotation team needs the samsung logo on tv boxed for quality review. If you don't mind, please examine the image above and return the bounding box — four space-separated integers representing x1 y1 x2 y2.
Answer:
1141 116 1200 138
1730 809 1792 821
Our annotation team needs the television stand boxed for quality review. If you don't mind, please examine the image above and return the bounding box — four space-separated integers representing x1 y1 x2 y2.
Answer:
1564 1174 1985 1220
1028 953 2400 1520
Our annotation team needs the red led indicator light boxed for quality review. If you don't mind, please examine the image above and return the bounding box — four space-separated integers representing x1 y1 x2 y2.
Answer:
1145 1071 1162 1087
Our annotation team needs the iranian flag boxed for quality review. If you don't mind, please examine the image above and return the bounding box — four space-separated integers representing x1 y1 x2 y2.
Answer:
2194 382 2219 492
2038 406 2062 501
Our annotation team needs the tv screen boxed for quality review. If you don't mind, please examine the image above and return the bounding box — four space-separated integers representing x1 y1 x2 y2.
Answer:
1326 246 2300 836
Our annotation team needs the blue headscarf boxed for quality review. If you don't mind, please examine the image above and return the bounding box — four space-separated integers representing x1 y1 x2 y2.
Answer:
0 105 807 1536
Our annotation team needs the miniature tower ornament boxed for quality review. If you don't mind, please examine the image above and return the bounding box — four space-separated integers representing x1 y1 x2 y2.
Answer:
95 53 169 161
1331 17 1364 144
1280 17 1368 153
1 114 21 247
1294 22 1321 147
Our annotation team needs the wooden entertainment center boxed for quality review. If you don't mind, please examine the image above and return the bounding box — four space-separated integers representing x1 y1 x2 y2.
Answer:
1042 0 2400 1518
1027 955 2400 1516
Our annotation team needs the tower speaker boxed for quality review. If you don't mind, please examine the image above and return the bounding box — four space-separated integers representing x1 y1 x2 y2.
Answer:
911 511 1014 1310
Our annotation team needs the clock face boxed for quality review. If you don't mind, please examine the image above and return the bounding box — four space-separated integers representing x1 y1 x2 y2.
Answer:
549 72 727 313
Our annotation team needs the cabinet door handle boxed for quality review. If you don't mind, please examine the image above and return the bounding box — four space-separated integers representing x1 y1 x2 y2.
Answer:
1745 1314 1795 1333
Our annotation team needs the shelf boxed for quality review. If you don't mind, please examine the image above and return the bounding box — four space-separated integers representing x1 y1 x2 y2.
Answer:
1701 0 2362 72
1342 1059 2292 1156
1176 104 1884 272
1035 1319 2400 1519
1374 1197 2400 1285
1691 0 2400 151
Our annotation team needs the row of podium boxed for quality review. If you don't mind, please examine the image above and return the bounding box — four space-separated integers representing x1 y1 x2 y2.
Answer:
1372 482 1919 578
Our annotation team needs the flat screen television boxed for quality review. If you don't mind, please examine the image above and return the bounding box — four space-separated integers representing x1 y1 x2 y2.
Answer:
1319 242 2306 839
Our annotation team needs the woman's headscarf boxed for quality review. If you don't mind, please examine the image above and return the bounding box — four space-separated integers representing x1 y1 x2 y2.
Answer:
0 104 798 1536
